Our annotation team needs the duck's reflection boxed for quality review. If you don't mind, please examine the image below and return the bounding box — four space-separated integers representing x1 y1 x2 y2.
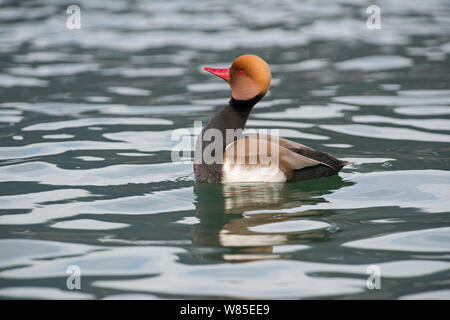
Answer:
192 176 354 262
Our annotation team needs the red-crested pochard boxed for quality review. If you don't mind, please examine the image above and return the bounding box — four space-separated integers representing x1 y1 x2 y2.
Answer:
194 54 350 183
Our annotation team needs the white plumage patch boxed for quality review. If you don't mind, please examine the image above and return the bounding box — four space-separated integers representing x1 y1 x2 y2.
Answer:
219 230 288 247
222 161 287 183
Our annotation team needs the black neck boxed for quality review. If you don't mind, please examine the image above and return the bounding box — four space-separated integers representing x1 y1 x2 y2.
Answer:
229 94 263 112
203 94 263 147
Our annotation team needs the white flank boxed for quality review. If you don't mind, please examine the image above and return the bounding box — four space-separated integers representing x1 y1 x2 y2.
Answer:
222 161 287 183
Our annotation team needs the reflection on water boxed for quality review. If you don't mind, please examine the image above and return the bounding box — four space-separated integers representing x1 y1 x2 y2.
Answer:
192 178 353 261
0 0 450 299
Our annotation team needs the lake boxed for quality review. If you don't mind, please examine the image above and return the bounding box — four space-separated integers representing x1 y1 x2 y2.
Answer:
0 0 449 299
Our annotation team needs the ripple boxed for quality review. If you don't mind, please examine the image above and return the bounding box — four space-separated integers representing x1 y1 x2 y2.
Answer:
41 29 310 52
246 128 329 141
335 55 412 71
2 129 190 160
0 6 57 21
352 115 450 131
190 98 231 106
398 89 450 96
272 244 310 253
0 115 23 123
394 106 450 116
13 52 93 63
22 117 172 131
321 124 450 142
255 103 358 119
0 189 91 210
102 293 160 300
399 289 450 300
0 287 94 300
249 220 331 233
92 259 450 299
341 157 396 164
50 219 129 230
8 63 100 77
246 120 313 129
10 102 211 116
333 95 450 106
116 152 153 157
0 186 194 225
0 245 185 278
0 141 129 160
253 97 288 107
323 143 353 148
84 96 112 103
380 84 401 91
368 218 405 224
42 134 75 139
187 82 229 93
0 74 48 87
247 170 450 215
343 227 450 253
100 104 213 115
93 260 364 298
102 67 185 78
0 161 192 187
271 59 328 72
301 18 363 41
310 88 337 97
0 108 22 116
10 102 107 116
107 86 152 96
75 156 105 161
0 239 95 269
1 0 449 300
104 129 193 152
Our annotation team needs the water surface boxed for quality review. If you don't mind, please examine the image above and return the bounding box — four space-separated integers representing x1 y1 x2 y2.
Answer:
0 0 449 299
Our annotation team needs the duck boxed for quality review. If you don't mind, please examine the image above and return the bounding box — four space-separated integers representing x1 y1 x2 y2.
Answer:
194 54 350 183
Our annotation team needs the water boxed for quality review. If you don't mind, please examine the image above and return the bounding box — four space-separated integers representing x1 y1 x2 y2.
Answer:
0 0 449 299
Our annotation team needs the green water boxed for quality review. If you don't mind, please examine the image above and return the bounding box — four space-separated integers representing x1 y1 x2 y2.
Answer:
0 0 449 299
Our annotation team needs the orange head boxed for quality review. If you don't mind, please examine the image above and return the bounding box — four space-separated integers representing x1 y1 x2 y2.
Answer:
204 55 272 101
